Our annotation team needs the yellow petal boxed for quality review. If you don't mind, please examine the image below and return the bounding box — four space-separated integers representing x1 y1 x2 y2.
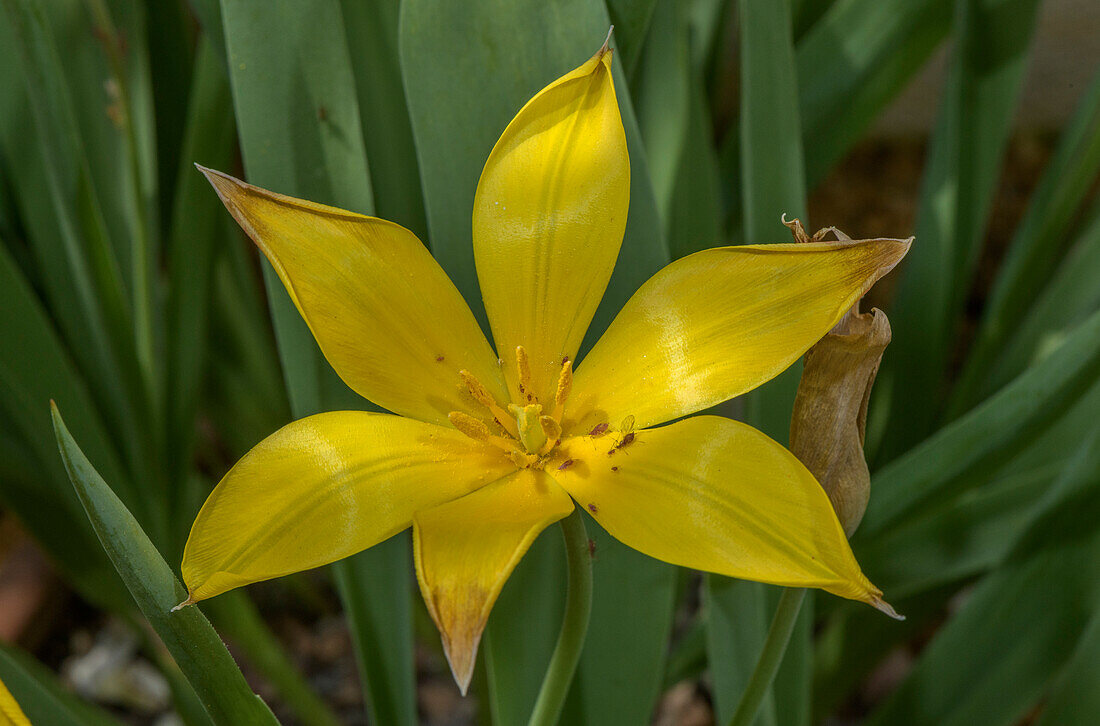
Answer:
200 166 507 426
472 42 628 407
569 239 911 432
551 415 884 604
414 469 575 694
0 675 31 726
182 412 515 602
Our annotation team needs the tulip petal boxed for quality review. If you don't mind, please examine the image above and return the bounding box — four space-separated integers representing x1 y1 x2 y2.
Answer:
414 469 574 694
472 43 629 406
550 416 884 604
200 167 507 426
182 412 515 602
569 239 911 432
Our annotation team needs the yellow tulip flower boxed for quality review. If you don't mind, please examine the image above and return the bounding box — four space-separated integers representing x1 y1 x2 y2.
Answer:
180 38 909 692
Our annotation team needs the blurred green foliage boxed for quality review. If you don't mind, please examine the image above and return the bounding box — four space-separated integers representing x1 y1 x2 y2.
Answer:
1 0 1098 724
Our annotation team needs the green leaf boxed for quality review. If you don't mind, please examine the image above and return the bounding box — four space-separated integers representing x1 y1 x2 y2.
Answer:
0 644 123 726
163 37 237 558
949 67 1100 414
204 234 290 457
483 532 566 725
872 0 1042 460
400 4 673 723
51 403 279 726
706 578 777 726
853 374 1100 606
1 0 162 544
796 0 952 186
339 0 428 239
860 306 1100 538
558 524 677 726
857 460 1056 597
189 0 228 69
1032 606 1100 726
662 616 707 689
145 0 196 224
330 538 417 726
811 585 954 721
217 2 417 723
0 239 129 612
603 0 658 77
667 73 724 260
205 591 341 726
863 434 1100 726
631 0 691 222
985 205 1100 397
791 0 836 40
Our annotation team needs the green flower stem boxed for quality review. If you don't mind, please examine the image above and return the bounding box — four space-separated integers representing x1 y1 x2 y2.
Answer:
527 508 593 726
727 587 807 726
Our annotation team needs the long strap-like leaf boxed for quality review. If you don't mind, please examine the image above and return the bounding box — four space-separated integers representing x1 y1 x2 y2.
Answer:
51 404 279 726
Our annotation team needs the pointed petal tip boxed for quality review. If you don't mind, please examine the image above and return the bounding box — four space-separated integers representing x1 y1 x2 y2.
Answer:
600 25 614 53
442 641 477 697
170 594 197 613
194 162 220 180
871 595 905 621
593 25 614 65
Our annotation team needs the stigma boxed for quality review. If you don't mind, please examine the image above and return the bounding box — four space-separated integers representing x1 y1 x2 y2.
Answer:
449 345 573 467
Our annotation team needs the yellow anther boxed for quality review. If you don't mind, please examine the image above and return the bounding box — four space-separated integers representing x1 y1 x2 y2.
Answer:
448 411 491 441
460 369 497 408
459 369 518 437
515 345 534 401
552 358 573 421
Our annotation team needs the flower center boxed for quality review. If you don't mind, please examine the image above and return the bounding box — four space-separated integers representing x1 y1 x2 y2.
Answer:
449 345 572 468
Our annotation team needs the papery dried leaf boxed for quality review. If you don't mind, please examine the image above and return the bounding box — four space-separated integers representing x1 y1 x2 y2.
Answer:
791 306 892 536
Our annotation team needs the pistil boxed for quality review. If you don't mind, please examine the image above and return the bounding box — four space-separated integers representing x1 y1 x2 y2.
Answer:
510 403 547 454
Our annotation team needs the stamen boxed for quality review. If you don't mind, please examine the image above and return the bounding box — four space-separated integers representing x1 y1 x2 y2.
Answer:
538 416 562 456
552 358 573 421
448 411 491 440
448 412 520 454
459 370 518 437
515 345 534 402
